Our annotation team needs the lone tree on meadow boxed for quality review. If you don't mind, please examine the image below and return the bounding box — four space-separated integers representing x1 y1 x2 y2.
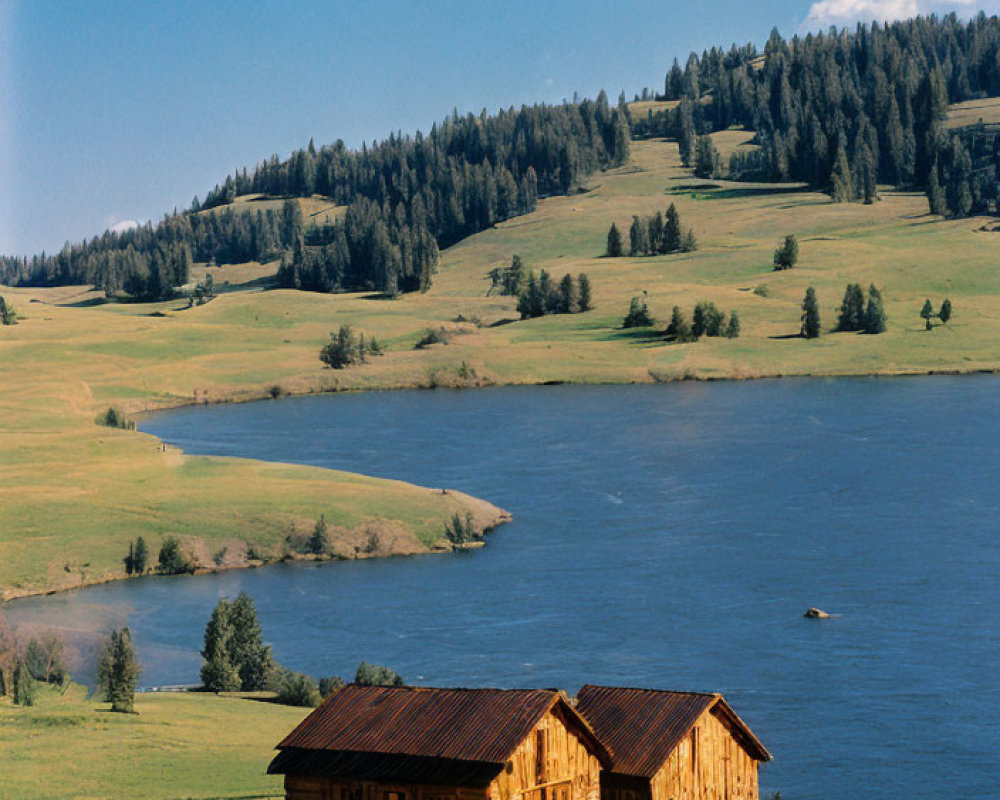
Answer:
773 234 799 270
0 296 16 326
98 627 140 713
939 298 952 324
920 299 935 330
606 223 623 257
801 288 821 338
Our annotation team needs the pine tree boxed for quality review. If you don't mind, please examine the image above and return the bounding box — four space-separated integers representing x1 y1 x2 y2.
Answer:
663 204 682 253
920 298 935 330
558 273 578 313
694 136 721 178
622 294 653 328
863 284 887 334
836 283 865 332
773 234 798 270
830 143 853 202
97 627 140 712
939 298 952 324
629 216 649 256
577 274 592 312
308 514 330 555
801 288 821 339
664 306 692 342
725 311 741 338
134 537 148 574
13 662 35 706
201 599 240 692
606 223 623 257
229 592 274 691
681 228 698 253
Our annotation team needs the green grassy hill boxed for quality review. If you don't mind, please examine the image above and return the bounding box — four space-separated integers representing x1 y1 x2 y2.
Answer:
0 684 306 800
3 118 997 600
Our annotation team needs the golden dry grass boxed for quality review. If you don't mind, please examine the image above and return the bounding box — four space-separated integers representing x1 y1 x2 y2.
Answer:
945 95 1000 128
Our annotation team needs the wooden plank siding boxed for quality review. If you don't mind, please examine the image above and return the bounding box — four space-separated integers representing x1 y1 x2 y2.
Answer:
284 710 602 800
648 708 758 800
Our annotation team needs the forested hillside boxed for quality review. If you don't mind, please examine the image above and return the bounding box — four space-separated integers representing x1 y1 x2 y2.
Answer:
632 13 1000 215
0 101 629 298
6 13 1000 300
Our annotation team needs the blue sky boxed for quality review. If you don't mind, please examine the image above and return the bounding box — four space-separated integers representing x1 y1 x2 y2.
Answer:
2 0 996 255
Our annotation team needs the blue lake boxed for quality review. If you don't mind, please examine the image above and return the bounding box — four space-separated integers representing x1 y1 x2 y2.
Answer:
9 378 1000 799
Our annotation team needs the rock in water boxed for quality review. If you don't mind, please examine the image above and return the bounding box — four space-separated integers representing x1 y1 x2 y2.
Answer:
804 607 831 619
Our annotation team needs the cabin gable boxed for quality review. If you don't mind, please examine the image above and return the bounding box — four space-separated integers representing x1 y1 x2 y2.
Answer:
488 709 603 800
649 706 759 800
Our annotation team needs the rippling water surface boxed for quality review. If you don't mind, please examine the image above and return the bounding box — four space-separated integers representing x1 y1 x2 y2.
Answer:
11 378 1000 799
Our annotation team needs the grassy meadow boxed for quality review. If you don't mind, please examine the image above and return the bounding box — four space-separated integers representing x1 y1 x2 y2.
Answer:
0 683 307 800
3 121 999 601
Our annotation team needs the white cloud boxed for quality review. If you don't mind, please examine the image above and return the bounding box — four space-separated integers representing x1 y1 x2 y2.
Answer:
109 219 139 235
804 0 986 28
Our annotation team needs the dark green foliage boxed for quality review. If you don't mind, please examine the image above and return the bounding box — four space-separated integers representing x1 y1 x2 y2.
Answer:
98 407 135 430
97 627 140 712
629 216 649 256
725 311 741 339
680 228 697 253
631 18 1000 209
664 306 693 342
557 273 578 313
921 298 935 330
275 669 322 707
622 294 653 328
125 536 149 575
939 298 952 324
444 511 480 545
320 324 378 368
773 234 798 270
0 296 16 325
518 272 587 319
319 675 345 699
4 100 630 292
621 203 687 257
415 327 450 348
308 515 330 555
606 223 623 257
692 301 725 338
694 136 721 178
836 284 866 332
25 634 66 684
13 661 35 706
158 537 195 575
801 288 821 339
201 593 275 692
488 255 528 296
354 661 404 687
864 284 887 334
577 274 592 312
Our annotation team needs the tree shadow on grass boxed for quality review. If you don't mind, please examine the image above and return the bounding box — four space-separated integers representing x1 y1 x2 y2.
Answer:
768 332 804 340
596 327 666 345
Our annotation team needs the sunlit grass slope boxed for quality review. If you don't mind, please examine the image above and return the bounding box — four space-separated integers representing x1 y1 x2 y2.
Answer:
0 683 306 800
3 118 997 597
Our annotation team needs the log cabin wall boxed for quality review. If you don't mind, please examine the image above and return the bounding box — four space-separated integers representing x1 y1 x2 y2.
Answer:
284 774 489 800
649 708 759 800
283 710 601 800
488 710 602 800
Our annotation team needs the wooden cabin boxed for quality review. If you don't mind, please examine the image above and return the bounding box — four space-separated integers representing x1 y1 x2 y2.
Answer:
574 686 770 800
269 685 613 800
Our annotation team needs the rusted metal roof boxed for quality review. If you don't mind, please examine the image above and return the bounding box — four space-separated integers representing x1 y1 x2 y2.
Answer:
276 684 609 770
575 685 770 777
